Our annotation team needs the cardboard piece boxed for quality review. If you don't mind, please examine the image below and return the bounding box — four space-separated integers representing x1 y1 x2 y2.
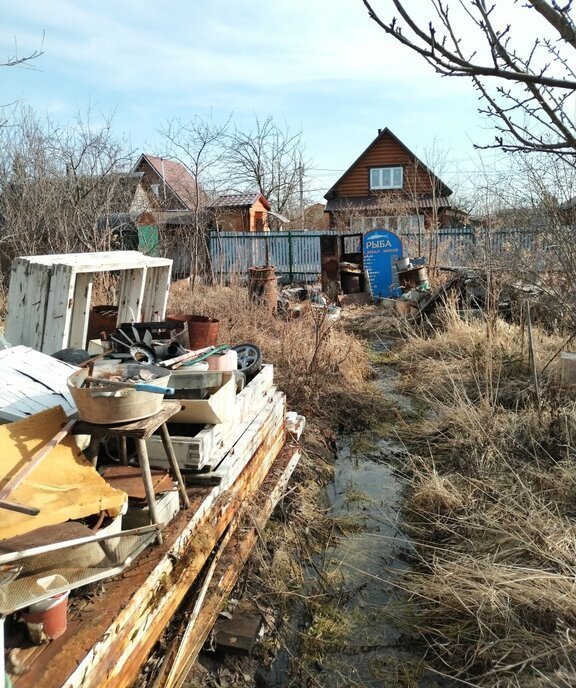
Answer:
172 372 236 424
0 406 127 540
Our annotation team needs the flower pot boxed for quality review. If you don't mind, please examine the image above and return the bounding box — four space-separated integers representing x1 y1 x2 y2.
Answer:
168 315 220 350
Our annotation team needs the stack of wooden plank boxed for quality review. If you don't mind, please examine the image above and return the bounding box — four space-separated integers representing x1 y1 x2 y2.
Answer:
145 365 275 475
0 346 77 422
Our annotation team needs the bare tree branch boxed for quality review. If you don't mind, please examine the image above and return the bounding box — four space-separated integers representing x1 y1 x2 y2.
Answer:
361 0 576 157
2 33 45 69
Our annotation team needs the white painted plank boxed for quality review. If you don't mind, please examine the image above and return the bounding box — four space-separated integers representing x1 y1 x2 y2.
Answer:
141 265 171 321
69 272 94 348
0 346 78 421
24 251 172 271
117 268 147 324
22 263 51 351
43 264 77 354
5 259 30 346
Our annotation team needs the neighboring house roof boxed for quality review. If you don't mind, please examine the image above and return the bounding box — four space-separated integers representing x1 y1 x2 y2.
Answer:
132 154 199 210
325 196 452 212
209 193 271 210
324 127 453 200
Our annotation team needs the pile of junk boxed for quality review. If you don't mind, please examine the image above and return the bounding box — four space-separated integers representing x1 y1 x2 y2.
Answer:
0 313 264 660
389 256 432 315
57 314 262 409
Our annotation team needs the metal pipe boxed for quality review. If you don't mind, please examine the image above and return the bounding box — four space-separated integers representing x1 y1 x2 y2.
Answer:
0 525 159 564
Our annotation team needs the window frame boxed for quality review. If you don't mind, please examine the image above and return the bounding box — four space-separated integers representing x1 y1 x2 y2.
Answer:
369 166 404 191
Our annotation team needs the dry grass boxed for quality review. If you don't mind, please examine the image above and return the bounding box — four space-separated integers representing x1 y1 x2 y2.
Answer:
169 280 379 435
384 304 576 686
394 305 566 410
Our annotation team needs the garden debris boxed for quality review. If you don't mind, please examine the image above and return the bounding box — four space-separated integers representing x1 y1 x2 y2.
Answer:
0 406 126 540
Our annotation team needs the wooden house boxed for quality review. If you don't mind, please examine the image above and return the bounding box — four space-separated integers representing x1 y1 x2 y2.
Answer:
209 193 273 232
132 154 202 212
324 128 453 232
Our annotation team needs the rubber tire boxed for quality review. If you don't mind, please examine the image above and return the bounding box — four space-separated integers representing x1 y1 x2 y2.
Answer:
232 343 262 379
51 347 91 365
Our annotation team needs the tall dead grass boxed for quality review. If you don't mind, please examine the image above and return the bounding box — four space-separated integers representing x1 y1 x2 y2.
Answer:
388 304 576 686
169 281 378 435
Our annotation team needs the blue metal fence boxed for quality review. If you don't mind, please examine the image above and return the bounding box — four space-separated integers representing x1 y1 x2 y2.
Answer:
210 231 335 283
209 227 545 282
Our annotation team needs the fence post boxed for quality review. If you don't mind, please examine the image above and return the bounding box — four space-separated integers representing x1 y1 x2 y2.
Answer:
288 231 294 282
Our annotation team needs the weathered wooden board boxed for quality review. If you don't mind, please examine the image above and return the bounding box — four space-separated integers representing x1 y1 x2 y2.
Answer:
13 391 286 688
21 251 172 271
0 346 77 422
159 444 302 688
141 265 172 322
145 365 275 471
68 272 94 349
116 267 147 324
22 262 52 350
43 263 77 355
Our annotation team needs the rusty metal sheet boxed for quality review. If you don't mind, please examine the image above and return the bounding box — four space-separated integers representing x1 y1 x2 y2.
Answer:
101 466 174 501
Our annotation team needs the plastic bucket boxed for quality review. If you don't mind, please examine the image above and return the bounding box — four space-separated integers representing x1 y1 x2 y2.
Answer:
23 591 69 641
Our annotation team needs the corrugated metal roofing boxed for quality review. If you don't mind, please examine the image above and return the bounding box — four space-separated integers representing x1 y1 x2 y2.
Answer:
209 193 269 209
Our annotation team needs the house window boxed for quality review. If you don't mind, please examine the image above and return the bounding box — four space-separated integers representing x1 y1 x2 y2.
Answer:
370 167 403 190
150 183 160 197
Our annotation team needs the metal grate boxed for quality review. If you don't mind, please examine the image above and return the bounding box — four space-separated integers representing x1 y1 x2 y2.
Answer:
0 525 157 614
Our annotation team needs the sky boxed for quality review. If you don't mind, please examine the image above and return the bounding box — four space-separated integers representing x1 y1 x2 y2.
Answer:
1 0 536 204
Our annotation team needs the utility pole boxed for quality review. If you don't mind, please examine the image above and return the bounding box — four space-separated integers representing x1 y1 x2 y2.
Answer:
299 161 304 230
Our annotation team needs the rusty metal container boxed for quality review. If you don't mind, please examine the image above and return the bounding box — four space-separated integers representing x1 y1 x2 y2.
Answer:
168 314 220 349
398 265 429 289
248 266 278 312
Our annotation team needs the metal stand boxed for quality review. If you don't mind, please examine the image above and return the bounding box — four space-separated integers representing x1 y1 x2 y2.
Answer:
73 402 189 546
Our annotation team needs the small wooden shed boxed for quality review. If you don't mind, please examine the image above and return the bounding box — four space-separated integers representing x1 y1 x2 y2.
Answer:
5 251 172 354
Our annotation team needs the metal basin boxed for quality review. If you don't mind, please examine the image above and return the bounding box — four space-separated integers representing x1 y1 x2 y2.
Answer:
68 363 171 424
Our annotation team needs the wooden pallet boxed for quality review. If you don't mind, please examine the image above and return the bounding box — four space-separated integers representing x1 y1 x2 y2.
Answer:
146 365 275 471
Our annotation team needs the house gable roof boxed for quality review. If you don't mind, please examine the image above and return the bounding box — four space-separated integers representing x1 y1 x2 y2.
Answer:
209 192 271 210
132 154 199 210
324 128 453 200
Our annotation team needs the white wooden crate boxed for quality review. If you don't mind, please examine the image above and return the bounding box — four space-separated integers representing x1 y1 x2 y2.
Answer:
146 365 275 471
5 251 172 354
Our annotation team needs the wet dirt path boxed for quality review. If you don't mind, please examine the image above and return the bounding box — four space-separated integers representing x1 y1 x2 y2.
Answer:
264 348 447 688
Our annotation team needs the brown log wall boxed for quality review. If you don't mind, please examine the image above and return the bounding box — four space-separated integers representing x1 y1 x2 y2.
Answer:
335 133 436 198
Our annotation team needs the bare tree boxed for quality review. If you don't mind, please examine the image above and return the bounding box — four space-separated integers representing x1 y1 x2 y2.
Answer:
0 106 133 272
361 1 576 157
225 115 307 223
160 114 230 285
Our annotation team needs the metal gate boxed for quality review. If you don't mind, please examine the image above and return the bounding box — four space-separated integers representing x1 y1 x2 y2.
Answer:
209 231 333 283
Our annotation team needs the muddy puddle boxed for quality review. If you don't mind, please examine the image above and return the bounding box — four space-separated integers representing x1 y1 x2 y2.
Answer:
263 350 447 688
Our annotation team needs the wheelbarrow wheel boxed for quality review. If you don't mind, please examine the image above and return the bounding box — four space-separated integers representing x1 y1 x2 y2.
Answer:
232 343 262 379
